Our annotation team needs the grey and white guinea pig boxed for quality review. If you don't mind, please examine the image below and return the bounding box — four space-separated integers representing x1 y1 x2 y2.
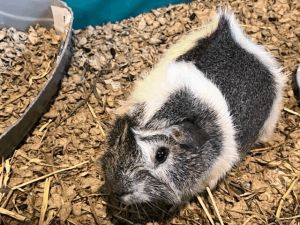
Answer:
101 10 285 206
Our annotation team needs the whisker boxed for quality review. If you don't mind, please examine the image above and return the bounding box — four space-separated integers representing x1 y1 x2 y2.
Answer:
144 201 155 210
140 204 151 220
147 201 169 215
134 203 141 219
151 188 175 206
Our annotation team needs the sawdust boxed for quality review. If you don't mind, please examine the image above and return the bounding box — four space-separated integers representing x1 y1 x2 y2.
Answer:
0 0 299 224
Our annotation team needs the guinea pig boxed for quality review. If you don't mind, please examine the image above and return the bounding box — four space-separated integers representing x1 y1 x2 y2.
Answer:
101 10 285 207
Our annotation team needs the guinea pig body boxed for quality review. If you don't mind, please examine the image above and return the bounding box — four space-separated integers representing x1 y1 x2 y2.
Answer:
102 10 285 206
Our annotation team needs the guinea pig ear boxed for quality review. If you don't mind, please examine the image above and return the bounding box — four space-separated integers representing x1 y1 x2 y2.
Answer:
108 116 131 148
170 120 210 149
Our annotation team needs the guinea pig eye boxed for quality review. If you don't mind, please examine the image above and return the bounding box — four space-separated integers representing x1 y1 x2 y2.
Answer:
155 147 169 164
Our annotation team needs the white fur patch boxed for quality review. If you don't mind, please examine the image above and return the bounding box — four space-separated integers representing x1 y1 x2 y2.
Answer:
122 182 150 204
220 10 286 142
135 136 155 165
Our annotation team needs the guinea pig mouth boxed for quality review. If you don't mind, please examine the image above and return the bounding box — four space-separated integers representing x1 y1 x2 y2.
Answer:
120 191 150 205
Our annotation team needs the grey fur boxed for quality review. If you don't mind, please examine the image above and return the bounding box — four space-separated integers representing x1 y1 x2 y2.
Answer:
178 17 276 152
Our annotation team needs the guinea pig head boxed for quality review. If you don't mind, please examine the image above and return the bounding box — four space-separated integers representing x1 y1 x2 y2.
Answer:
101 114 220 206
